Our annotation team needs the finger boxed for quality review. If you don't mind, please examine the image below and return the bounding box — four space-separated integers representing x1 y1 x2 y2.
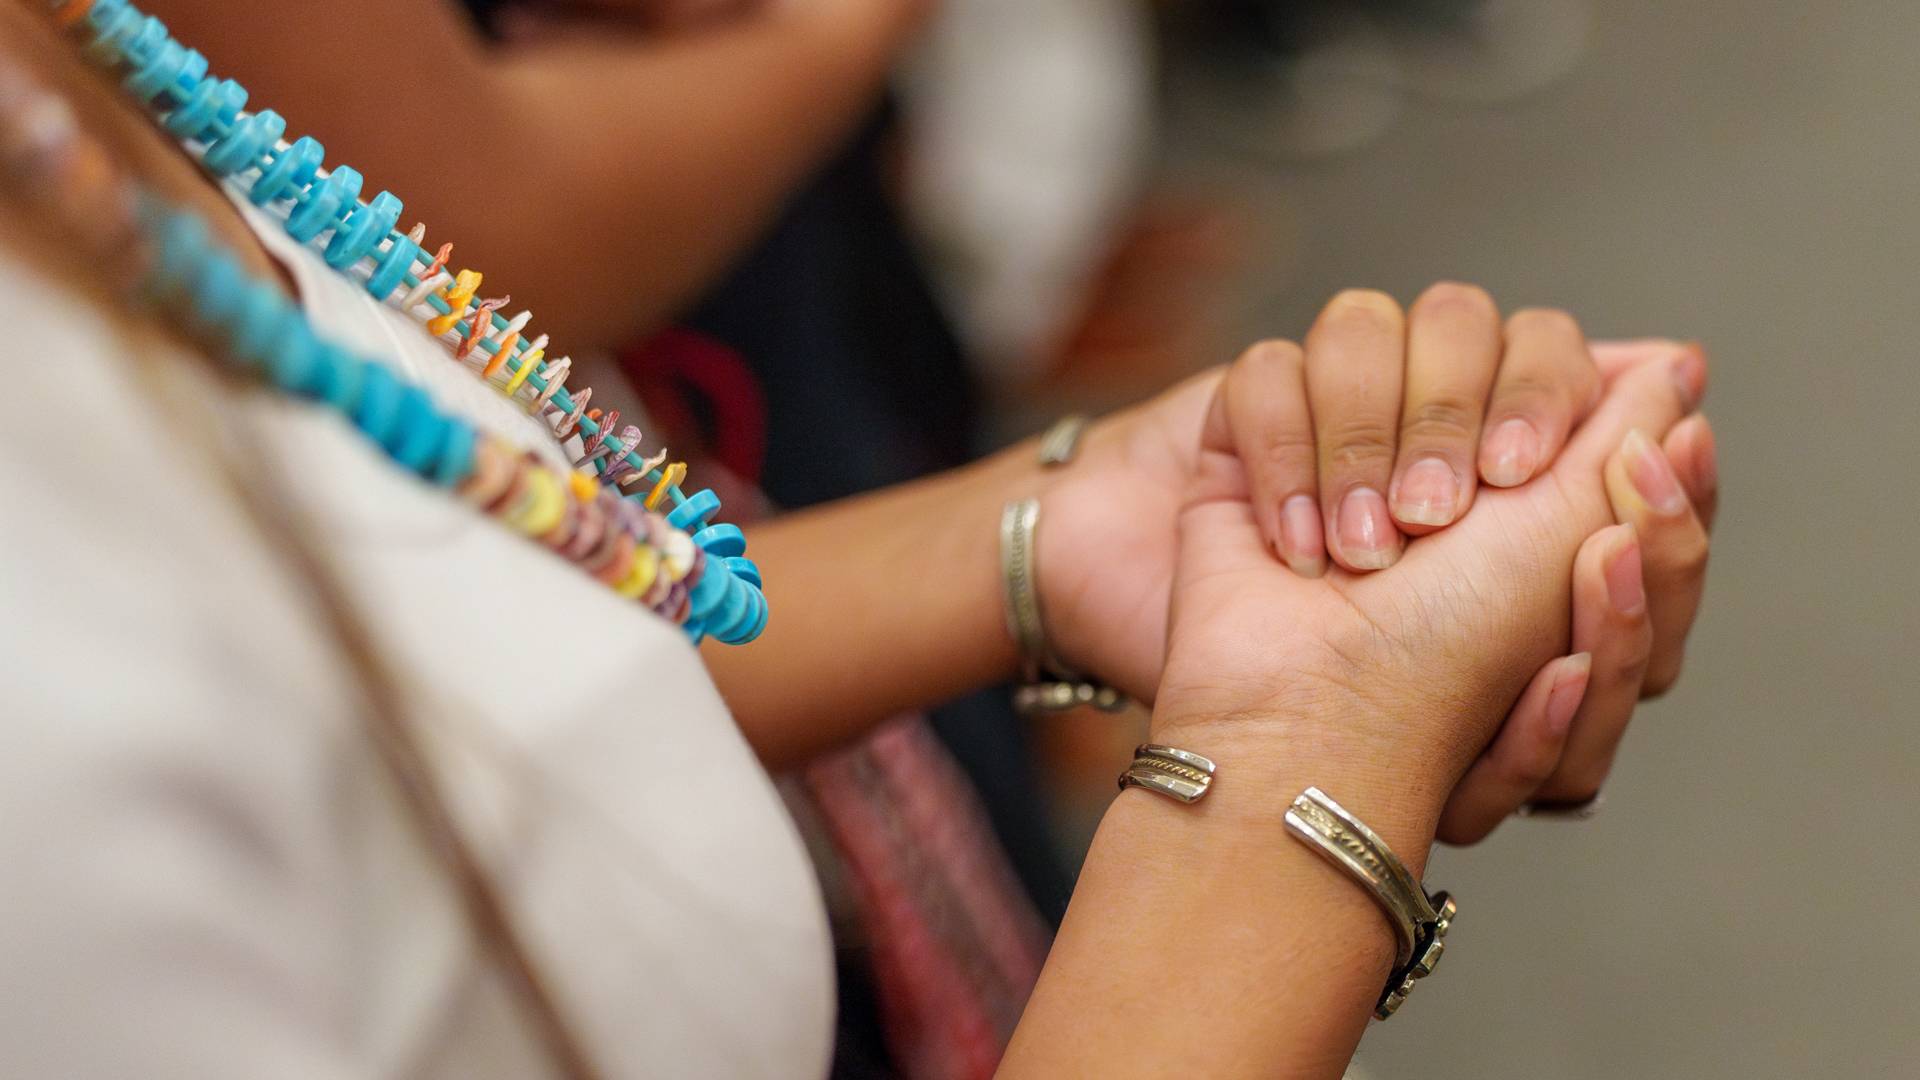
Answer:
1662 414 1719 532
1389 282 1501 533
1480 309 1602 487
1535 524 1654 801
1590 340 1708 412
1556 350 1692 484
1530 359 1692 561
1306 289 1407 571
1607 430 1711 697
1437 652 1592 845
1222 340 1325 576
1589 339 1677 380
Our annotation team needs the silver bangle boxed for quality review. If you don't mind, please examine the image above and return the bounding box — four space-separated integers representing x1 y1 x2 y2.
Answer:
1284 787 1455 1020
1000 497 1052 671
1001 416 1128 717
1036 414 1091 468
1117 744 1216 803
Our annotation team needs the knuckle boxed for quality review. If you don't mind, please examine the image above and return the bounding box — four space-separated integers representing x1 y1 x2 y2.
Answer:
1321 417 1399 466
1258 427 1317 477
1235 337 1304 374
1402 397 1481 445
1506 306 1584 342
1322 288 1406 333
1413 280 1497 321
1491 370 1566 408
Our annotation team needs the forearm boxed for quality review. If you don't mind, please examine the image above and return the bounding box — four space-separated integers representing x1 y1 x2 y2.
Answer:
488 3 927 341
701 441 1036 770
1002 724 1437 1078
138 0 927 347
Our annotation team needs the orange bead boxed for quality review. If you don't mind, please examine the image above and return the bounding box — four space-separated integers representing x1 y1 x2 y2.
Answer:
55 0 96 29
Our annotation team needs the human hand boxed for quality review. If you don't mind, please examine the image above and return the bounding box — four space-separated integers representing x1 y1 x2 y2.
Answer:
1038 286 1630 698
1436 339 1715 841
1146 331 1707 855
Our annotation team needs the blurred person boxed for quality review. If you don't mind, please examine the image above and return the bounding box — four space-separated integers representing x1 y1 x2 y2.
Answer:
0 2 1719 1078
898 0 1160 393
134 0 936 346
1173 0 1593 159
141 0 1062 966
133 12 1127 1075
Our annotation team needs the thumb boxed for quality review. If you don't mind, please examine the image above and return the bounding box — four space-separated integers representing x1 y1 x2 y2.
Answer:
1170 380 1281 629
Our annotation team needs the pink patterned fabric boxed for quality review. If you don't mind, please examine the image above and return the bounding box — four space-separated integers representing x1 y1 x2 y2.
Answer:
800 717 1050 1080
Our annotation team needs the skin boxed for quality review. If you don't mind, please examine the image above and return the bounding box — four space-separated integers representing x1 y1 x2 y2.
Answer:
713 332 1716 846
13 1 1719 1063
101 0 1719 823
1003 350 1701 1078
136 0 936 348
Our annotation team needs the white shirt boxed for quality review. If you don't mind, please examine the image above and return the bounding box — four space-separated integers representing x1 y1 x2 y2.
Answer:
0 194 834 1078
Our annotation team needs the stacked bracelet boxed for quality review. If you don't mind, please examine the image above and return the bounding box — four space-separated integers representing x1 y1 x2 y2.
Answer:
1000 415 1128 717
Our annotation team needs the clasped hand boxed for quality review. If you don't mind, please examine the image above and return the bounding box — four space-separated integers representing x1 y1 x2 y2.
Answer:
1037 285 1716 843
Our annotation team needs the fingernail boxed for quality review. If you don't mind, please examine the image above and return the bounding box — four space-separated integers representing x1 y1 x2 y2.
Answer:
1482 418 1542 487
1280 494 1327 577
1546 653 1593 736
1604 526 1645 615
1692 419 1719 495
1336 486 1399 569
1623 428 1688 515
1392 457 1461 527
1671 344 1707 411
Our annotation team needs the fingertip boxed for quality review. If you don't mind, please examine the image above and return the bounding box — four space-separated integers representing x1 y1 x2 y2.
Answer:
1575 520 1633 566
1590 337 1685 381
1411 280 1497 320
1618 427 1691 517
1601 525 1647 617
1328 486 1402 571
1480 417 1543 487
1390 456 1464 528
1670 342 1709 411
1278 493 1327 577
1664 414 1719 513
1546 653 1593 737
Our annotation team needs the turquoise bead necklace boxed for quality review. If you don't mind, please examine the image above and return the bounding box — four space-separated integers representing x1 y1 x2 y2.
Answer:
39 0 767 644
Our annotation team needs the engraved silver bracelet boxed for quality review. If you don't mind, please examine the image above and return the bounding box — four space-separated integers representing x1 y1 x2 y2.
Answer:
1285 787 1456 1020
1117 744 1217 803
1001 415 1129 717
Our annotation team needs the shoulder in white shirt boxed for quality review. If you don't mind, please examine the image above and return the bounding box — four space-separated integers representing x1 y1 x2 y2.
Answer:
0 199 832 1078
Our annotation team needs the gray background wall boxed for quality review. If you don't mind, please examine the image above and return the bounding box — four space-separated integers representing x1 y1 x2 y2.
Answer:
1162 3 1920 1076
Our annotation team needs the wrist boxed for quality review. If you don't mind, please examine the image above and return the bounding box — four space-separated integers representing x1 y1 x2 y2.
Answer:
972 428 1075 671
956 444 1045 684
1074 758 1412 1042
1146 705 1447 879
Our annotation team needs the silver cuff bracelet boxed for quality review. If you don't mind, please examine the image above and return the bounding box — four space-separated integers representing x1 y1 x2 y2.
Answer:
1000 415 1129 717
1284 787 1455 1020
1117 744 1217 803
